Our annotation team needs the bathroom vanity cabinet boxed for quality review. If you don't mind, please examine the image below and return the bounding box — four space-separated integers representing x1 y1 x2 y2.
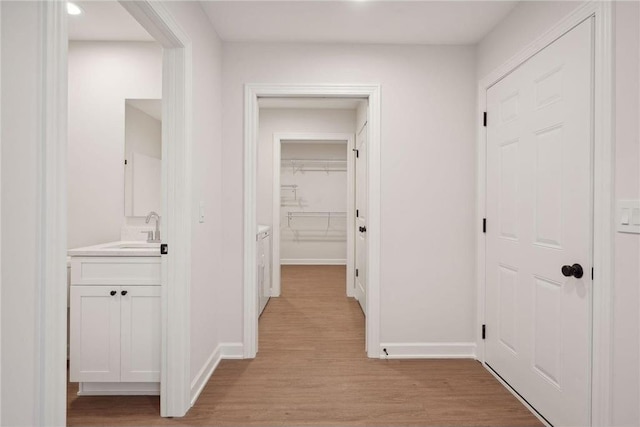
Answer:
68 244 161 395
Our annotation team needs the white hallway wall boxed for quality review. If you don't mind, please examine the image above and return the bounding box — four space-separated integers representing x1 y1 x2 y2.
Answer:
222 44 477 350
1 3 41 425
68 41 162 249
477 1 640 426
257 108 356 263
161 1 226 399
0 2 225 424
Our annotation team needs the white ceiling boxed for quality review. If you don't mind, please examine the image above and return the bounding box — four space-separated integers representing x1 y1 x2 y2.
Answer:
126 99 163 121
68 1 154 42
201 1 519 45
67 1 517 45
259 98 364 110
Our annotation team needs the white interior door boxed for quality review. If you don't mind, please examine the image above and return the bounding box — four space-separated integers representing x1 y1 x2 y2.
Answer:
354 123 368 315
485 19 593 426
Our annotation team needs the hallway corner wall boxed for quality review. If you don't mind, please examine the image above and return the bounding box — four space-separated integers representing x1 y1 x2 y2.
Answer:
157 1 227 406
221 43 478 354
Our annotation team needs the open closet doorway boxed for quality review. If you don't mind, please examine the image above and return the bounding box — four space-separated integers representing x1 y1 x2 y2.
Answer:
252 97 370 355
270 132 356 299
243 84 381 360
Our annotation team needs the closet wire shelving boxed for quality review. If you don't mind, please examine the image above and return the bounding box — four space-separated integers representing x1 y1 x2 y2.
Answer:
281 157 348 241
286 211 346 228
281 158 347 174
285 211 347 242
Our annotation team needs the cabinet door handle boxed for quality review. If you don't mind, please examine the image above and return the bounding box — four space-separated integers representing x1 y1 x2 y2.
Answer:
121 290 128 296
110 290 117 296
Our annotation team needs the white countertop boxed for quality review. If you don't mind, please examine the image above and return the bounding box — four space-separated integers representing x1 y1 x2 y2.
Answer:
68 241 161 257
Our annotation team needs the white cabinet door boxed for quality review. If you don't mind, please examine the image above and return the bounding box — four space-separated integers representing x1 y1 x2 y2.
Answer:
70 286 121 382
485 19 593 426
120 286 161 382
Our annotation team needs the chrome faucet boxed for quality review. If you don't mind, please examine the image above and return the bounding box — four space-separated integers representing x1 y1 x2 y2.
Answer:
144 211 161 243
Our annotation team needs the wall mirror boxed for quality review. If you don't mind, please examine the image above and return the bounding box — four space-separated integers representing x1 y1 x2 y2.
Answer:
124 99 162 217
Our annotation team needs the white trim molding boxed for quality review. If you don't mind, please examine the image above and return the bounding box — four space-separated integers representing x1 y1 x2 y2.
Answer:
38 2 68 425
190 342 245 406
0 2 3 421
379 343 477 359
190 345 222 407
272 132 354 297
120 1 194 417
244 84 382 359
475 2 614 426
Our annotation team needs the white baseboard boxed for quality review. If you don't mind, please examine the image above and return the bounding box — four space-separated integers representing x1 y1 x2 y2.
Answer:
220 342 244 359
78 382 160 396
190 342 245 407
379 342 477 359
190 345 222 406
281 258 346 265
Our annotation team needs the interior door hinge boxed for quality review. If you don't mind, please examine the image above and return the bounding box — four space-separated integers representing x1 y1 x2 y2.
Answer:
353 148 359 158
355 269 359 277
160 243 168 255
483 112 487 127
482 324 486 340
124 159 128 165
482 218 487 233
356 209 359 218
592 267 594 280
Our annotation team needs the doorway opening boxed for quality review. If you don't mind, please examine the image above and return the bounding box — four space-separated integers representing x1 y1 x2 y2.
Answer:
38 1 193 424
243 85 381 359
65 0 165 418
255 99 369 355
270 131 356 298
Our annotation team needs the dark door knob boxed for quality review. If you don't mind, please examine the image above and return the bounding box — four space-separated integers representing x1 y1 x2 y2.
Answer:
562 264 584 279
110 290 117 296
121 290 128 296
359 226 367 233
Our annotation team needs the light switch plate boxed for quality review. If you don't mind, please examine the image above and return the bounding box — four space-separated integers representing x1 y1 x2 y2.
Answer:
617 200 640 234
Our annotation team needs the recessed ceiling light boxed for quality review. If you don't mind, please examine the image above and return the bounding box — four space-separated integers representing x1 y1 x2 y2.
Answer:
67 2 83 16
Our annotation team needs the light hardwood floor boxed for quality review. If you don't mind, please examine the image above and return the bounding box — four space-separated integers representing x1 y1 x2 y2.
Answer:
67 265 542 426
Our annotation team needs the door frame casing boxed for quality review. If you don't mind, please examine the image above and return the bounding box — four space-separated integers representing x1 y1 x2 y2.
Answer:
121 2 193 416
271 132 355 298
475 2 614 426
244 84 381 358
39 1 194 423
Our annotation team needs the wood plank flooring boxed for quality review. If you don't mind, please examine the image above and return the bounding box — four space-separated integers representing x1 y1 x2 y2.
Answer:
67 265 541 426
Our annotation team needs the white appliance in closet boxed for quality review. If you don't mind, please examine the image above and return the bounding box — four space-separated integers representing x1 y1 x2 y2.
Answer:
257 224 272 316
